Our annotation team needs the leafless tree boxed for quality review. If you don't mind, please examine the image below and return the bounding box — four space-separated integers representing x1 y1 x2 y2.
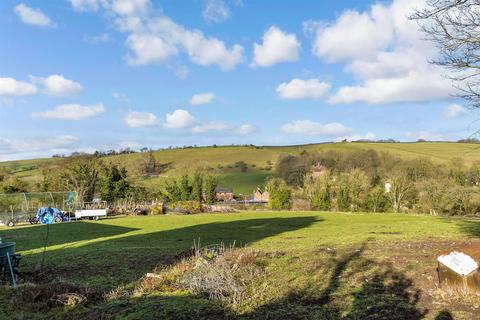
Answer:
412 0 480 107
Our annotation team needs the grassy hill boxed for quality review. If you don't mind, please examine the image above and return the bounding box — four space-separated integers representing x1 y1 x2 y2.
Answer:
2 142 480 194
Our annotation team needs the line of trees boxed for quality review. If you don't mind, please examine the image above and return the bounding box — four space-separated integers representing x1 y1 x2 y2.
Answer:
272 149 480 215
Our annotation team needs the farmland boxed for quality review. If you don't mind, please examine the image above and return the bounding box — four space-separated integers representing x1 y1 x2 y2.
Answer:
3 142 480 195
0 211 479 319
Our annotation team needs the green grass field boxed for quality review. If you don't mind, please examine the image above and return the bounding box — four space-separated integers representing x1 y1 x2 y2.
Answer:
0 211 479 319
3 142 480 195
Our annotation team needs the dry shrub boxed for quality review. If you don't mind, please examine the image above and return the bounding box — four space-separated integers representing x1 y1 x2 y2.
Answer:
181 243 267 308
11 281 92 310
292 197 311 211
133 243 268 309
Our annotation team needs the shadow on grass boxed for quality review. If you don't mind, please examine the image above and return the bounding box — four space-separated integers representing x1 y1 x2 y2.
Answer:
0 221 138 251
454 218 480 238
240 242 426 320
21 216 319 290
4 218 436 320
68 242 428 320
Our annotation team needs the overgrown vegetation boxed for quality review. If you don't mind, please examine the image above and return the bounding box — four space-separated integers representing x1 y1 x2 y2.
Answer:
276 149 480 215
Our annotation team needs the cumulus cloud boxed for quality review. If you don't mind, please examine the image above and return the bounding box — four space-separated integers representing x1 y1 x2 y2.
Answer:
327 71 452 104
33 103 105 120
234 124 256 135
0 77 37 96
70 0 244 71
276 78 331 100
164 109 197 128
202 0 230 23
14 3 56 27
124 111 158 128
192 121 229 133
444 103 468 119
111 0 150 16
252 26 300 67
125 34 179 65
189 92 215 105
306 0 456 104
304 6 392 62
30 75 83 96
281 120 351 136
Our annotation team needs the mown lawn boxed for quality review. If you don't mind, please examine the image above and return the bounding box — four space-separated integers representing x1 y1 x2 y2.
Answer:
0 211 479 319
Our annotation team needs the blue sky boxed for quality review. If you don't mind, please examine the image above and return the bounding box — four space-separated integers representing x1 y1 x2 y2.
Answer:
0 0 476 160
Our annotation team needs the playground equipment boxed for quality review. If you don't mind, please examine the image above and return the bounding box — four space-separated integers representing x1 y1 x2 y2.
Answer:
0 238 20 287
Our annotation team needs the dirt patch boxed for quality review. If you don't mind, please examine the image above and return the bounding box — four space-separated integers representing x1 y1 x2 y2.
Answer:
365 239 480 319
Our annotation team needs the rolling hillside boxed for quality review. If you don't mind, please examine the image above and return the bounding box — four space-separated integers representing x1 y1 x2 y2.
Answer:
2 142 480 194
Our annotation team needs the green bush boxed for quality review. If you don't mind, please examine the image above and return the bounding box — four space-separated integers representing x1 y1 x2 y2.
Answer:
364 186 390 212
269 189 292 210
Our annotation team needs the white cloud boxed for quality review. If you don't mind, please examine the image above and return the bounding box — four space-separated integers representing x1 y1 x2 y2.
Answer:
304 5 392 62
34 103 105 120
276 78 330 100
111 0 150 16
252 26 300 67
406 131 444 141
328 71 453 104
125 34 179 65
14 3 56 27
189 92 215 105
444 103 468 119
69 0 103 12
192 121 229 133
0 135 79 161
70 1 244 71
202 0 230 23
281 120 352 136
0 77 37 96
124 111 158 128
306 0 456 105
164 109 197 128
235 124 255 135
30 75 83 96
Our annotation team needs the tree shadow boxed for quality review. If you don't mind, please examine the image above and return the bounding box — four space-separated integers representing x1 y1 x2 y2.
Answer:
453 218 480 238
20 216 319 290
240 242 426 320
345 269 425 320
434 310 454 320
6 236 431 320
0 221 138 251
